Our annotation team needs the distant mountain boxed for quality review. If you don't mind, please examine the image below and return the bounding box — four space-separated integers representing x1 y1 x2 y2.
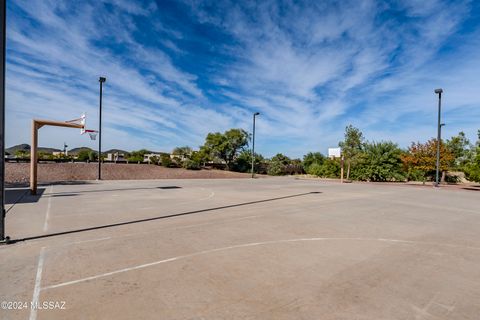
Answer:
68 147 93 155
6 144 61 154
6 143 30 154
38 147 62 153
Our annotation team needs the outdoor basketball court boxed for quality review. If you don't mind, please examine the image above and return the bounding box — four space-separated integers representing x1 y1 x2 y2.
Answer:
1 178 480 319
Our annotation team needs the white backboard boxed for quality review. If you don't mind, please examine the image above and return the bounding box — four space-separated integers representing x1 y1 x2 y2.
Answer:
328 147 341 158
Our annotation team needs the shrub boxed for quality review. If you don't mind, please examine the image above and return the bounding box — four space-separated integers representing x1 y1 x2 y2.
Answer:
405 168 427 182
307 159 341 178
232 150 266 173
232 150 252 173
126 155 143 163
303 152 325 172
267 153 290 176
306 163 323 176
267 161 286 176
445 173 461 184
464 148 480 182
160 154 173 167
127 149 150 163
148 155 160 165
465 165 480 182
170 156 182 168
182 159 201 170
355 141 405 182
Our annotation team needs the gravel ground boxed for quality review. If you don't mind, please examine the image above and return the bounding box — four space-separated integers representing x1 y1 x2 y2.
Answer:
5 162 253 186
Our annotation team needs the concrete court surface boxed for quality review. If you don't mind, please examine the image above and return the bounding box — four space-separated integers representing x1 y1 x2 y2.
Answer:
1 177 479 320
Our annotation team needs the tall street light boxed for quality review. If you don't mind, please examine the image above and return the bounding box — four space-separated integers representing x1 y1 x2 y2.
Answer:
251 112 260 178
434 88 443 187
98 77 106 180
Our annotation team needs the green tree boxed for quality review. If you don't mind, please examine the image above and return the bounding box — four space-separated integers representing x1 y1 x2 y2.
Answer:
194 148 211 166
232 150 265 173
172 146 193 158
88 151 98 162
181 150 208 170
14 150 29 158
54 152 72 161
202 129 249 170
355 141 405 182
38 152 54 160
446 132 471 169
127 149 149 163
160 154 173 167
267 153 291 176
464 146 480 182
339 125 364 180
77 150 90 161
464 131 480 182
303 152 325 173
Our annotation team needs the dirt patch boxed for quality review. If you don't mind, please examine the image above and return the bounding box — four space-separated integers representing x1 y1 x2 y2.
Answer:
6 163 253 186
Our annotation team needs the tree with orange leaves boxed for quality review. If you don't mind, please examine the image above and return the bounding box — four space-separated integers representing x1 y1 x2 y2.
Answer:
401 139 454 181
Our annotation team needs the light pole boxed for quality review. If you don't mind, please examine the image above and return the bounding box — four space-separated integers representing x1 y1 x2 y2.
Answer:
98 77 106 180
251 112 260 178
434 88 443 187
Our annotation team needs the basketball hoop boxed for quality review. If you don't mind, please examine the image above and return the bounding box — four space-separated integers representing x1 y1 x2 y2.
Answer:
83 129 98 141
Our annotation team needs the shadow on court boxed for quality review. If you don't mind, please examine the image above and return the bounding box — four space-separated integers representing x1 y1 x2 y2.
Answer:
462 187 480 191
6 180 94 188
5 188 45 205
7 191 321 244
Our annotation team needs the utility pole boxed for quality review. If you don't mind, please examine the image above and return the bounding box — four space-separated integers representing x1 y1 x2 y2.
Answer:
98 77 106 180
251 112 260 178
434 88 443 187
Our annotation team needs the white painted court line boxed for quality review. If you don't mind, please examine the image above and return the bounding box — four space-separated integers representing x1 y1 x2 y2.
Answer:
198 188 215 200
43 185 53 232
41 237 480 291
30 246 46 320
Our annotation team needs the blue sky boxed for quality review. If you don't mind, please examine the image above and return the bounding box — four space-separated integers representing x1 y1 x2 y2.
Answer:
6 0 480 158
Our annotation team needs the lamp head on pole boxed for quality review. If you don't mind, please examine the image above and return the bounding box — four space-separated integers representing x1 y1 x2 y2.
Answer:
99 76 106 83
434 88 443 94
254 112 260 116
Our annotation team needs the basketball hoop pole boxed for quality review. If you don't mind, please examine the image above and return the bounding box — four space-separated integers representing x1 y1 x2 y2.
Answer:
30 119 84 195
